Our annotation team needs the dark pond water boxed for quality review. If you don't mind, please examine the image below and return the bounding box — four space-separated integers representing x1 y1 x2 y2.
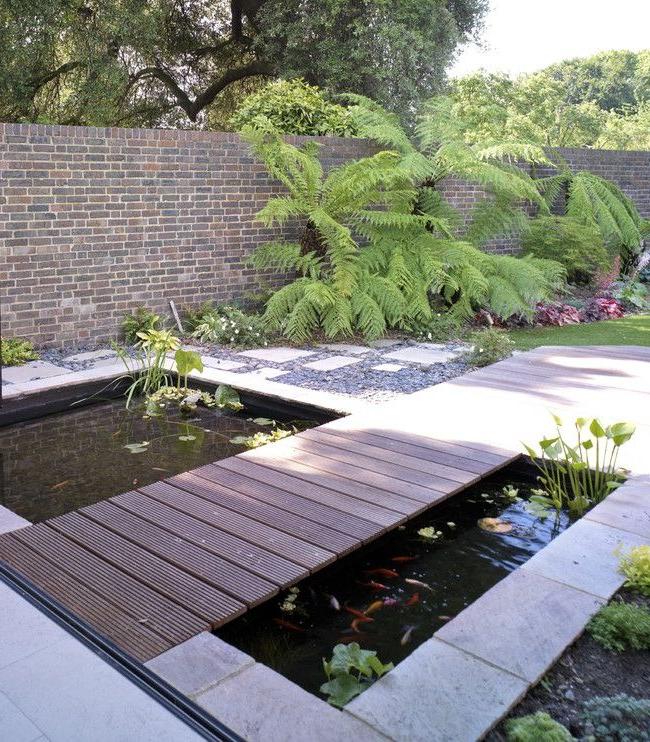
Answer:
0 398 312 522
218 465 571 698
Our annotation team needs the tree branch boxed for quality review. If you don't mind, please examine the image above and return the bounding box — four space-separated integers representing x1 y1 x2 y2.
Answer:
29 61 83 92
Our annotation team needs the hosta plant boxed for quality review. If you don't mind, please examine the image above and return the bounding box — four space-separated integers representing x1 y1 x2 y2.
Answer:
321 643 393 708
524 415 635 517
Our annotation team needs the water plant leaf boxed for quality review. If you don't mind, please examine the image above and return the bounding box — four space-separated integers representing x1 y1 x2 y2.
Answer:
608 421 636 446
214 384 243 410
477 517 513 534
174 349 204 378
124 442 150 454
178 435 196 442
229 435 250 445
551 413 563 426
252 417 275 426
320 674 364 708
590 418 606 438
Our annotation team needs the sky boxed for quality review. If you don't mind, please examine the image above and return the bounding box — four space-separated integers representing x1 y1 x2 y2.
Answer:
450 0 650 78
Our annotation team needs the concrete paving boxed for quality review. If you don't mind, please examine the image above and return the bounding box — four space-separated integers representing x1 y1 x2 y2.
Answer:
238 347 316 363
382 346 461 365
302 355 362 371
2 361 69 384
317 343 372 355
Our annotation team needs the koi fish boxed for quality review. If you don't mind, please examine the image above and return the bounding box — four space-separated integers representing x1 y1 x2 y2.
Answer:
351 618 364 633
273 618 306 633
364 600 384 616
344 607 374 622
151 467 169 472
383 597 399 607
438 615 453 621
357 580 389 591
337 634 366 644
50 480 70 491
365 568 399 578
391 556 417 563
328 594 341 611
404 578 433 592
400 625 416 646
404 592 420 607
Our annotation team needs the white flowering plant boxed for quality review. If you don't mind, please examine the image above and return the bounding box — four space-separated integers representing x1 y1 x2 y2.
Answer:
189 304 270 348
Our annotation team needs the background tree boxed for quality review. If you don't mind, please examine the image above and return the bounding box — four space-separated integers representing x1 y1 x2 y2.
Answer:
0 0 487 128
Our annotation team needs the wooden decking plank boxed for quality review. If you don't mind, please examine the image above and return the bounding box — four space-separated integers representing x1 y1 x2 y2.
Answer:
194 463 378 542
0 533 170 661
13 524 206 645
246 438 453 505
296 429 478 486
531 345 650 362
82 500 272 608
314 427 494 475
50 511 245 622
139 480 335 570
217 457 404 528
109 492 308 586
169 471 358 556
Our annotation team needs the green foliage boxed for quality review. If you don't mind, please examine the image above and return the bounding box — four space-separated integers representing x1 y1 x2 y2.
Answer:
320 643 393 708
402 312 465 342
0 337 39 366
611 280 649 311
522 217 611 286
121 308 162 344
116 328 179 408
523 416 635 517
619 546 650 597
231 79 356 136
462 329 514 367
505 711 572 742
587 600 650 652
230 422 295 449
190 305 270 348
580 694 650 741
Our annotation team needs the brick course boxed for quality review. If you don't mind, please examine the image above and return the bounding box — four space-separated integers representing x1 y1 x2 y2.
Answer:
1 123 648 346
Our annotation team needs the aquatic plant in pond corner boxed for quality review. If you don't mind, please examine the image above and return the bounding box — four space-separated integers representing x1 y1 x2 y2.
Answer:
523 415 635 517
320 643 393 708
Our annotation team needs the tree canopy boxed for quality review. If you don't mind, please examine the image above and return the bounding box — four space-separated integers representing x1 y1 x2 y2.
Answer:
0 0 487 128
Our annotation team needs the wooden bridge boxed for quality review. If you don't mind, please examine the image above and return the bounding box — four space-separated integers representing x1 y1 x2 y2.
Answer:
0 345 648 661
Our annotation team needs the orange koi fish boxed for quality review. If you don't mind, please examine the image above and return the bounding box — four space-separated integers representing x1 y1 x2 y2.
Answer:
364 600 384 616
357 580 389 591
365 568 399 578
344 607 374 622
391 556 417 563
273 618 306 633
337 634 366 644
404 578 433 592
404 592 420 607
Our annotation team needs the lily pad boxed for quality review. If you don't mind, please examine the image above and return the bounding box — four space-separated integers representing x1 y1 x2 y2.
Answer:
252 417 275 426
477 517 513 534
178 435 196 442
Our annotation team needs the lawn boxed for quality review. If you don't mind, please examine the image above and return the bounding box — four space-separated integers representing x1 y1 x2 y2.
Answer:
511 313 650 350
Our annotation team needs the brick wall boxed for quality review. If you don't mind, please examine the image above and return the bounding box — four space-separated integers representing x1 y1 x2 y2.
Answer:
1 123 649 347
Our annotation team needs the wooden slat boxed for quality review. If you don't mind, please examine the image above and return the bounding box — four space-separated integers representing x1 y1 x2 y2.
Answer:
109 492 309 586
169 471 358 556
194 463 378 542
13 524 206 645
216 457 404 528
139 480 335 570
50 511 246 622
0 533 170 661
82 500 272 608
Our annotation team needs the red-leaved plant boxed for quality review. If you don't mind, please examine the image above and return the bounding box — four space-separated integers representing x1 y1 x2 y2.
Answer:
534 302 582 327
581 297 625 322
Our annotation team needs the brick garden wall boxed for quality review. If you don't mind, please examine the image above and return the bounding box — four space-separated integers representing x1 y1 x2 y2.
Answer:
1 123 649 347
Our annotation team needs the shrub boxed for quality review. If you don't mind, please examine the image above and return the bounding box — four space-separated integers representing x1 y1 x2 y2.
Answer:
0 337 39 366
580 694 650 741
611 280 649 311
619 546 650 596
190 305 270 348
505 711 572 742
403 312 465 342
231 79 356 137
122 307 162 344
522 216 611 285
463 329 514 367
581 296 625 322
587 600 650 652
534 301 582 327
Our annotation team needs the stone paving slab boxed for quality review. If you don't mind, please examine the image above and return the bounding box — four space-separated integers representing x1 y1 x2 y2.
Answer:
195 662 386 742
317 343 372 355
146 632 254 699
382 347 461 366
0 505 29 536
369 339 401 348
62 350 118 363
246 367 288 379
584 484 650 539
372 363 404 372
521 518 648 599
346 637 527 742
435 569 604 683
238 347 316 363
200 356 247 371
0 691 42 742
302 355 363 371
2 361 69 384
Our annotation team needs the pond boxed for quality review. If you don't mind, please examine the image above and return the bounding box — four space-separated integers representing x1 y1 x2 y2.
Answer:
218 464 571 699
0 397 314 523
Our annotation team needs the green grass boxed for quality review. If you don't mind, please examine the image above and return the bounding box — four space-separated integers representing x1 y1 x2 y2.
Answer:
511 314 650 350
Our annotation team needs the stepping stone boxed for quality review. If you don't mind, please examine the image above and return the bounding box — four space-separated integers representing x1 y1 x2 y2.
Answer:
414 342 448 350
2 361 68 384
62 349 118 364
200 357 246 371
372 363 404 372
237 347 316 363
302 356 362 371
317 343 371 355
247 367 288 379
369 339 401 348
382 347 461 365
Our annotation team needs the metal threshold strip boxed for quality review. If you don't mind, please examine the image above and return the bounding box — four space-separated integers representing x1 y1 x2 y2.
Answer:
0 561 243 742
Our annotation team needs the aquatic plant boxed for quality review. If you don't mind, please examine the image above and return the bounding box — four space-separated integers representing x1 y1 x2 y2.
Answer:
505 711 572 742
0 337 39 366
321 643 393 708
523 415 635 517
580 694 650 741
618 546 650 597
230 418 295 449
587 600 650 652
417 526 443 540
117 328 179 407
